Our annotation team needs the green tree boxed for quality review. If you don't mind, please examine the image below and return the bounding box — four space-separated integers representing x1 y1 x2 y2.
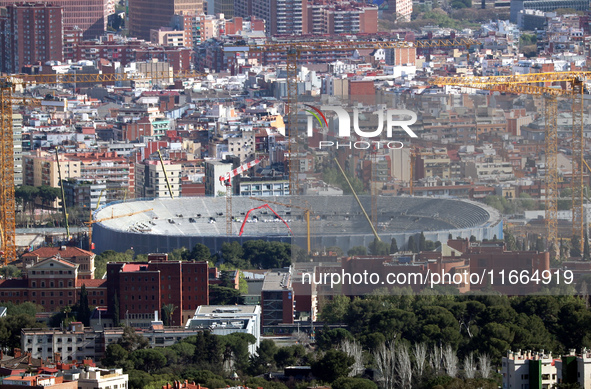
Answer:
161 304 177 326
130 348 167 373
368 238 389 255
316 328 354 351
4 302 41 317
38 185 61 210
118 326 149 352
504 229 518 251
78 284 91 326
390 238 398 254
332 377 378 389
311 349 355 383
15 185 39 224
221 241 247 268
0 265 21 279
320 295 350 323
209 285 241 305
347 246 367 256
419 231 427 251
102 343 133 370
0 314 45 350
183 243 212 261
110 293 120 327
571 235 582 257
250 339 278 374
408 235 417 252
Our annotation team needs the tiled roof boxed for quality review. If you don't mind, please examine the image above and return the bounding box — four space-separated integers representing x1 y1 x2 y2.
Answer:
76 279 107 288
0 279 28 288
23 246 93 259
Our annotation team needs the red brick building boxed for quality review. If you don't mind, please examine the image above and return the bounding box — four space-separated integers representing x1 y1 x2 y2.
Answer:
0 3 63 74
22 246 95 280
0 257 107 312
106 254 209 327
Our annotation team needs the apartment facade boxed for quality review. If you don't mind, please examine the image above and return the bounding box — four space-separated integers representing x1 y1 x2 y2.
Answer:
0 0 111 39
0 257 107 312
13 114 23 186
106 255 209 328
502 350 558 389
128 0 202 40
0 3 63 74
135 159 182 198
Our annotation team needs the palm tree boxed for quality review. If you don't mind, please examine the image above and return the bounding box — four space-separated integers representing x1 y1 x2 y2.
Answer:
162 304 177 326
61 306 71 319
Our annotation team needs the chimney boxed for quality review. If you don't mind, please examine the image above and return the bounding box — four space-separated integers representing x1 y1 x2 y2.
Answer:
14 348 21 358
27 354 32 365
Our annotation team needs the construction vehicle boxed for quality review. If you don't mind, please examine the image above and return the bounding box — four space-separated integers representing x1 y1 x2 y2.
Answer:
249 196 313 253
430 72 583 255
219 158 264 235
238 203 292 237
0 70 202 263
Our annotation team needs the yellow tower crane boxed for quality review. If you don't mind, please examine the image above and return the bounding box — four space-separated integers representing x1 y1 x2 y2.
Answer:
236 38 480 196
0 71 202 264
430 73 580 255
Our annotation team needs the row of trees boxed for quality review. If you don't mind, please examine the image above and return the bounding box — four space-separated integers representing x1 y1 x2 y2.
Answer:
319 292 590 365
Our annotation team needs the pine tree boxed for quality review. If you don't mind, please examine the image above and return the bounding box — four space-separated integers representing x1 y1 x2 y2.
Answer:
571 234 582 258
79 284 91 326
111 293 119 327
408 236 417 253
419 232 426 252
390 238 398 254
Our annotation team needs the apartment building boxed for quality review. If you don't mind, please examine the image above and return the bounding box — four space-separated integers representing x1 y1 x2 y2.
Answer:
234 0 302 35
128 0 202 40
304 1 378 34
23 151 135 203
261 269 294 326
77 367 128 389
464 160 515 182
502 350 558 389
106 254 209 327
22 323 205 361
0 0 111 39
186 305 261 354
21 246 95 280
0 256 107 312
0 3 63 74
135 160 182 198
13 114 23 186
556 349 591 388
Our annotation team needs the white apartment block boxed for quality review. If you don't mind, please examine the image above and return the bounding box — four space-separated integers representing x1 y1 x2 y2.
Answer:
502 350 557 389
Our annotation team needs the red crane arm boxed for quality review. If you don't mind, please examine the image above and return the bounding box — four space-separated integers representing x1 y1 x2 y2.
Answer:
238 204 293 236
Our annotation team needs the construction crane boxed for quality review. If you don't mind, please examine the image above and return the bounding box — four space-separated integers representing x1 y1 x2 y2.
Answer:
238 38 480 196
333 158 381 242
87 187 128 250
157 149 175 200
85 208 154 249
219 158 263 235
0 70 203 264
55 148 70 241
409 148 418 196
249 196 313 253
430 72 583 255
